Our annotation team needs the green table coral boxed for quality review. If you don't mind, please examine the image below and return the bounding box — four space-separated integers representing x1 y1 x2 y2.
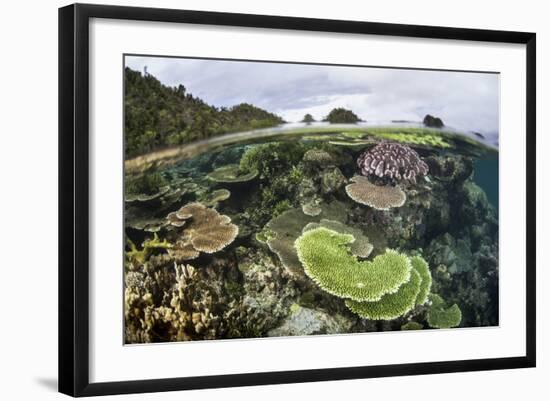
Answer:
295 227 412 302
411 255 432 305
295 226 436 321
427 294 462 328
345 269 421 320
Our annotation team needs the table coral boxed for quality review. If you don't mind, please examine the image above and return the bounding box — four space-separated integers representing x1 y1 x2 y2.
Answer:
295 227 412 302
303 219 373 258
166 202 238 261
345 175 406 210
427 294 462 328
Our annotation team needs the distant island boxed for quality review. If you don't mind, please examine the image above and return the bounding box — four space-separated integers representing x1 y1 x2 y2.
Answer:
323 107 362 124
124 67 284 158
423 114 445 128
301 113 315 123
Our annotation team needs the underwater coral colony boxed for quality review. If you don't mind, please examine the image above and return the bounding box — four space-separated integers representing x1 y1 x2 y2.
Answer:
125 134 498 343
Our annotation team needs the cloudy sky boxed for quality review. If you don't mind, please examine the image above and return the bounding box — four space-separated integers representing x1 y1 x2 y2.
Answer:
126 56 499 136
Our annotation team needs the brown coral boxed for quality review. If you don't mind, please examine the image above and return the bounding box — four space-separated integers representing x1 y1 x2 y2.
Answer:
357 142 429 184
166 202 239 261
345 176 406 210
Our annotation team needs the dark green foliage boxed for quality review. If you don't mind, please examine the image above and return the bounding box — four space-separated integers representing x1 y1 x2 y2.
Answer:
423 114 445 128
301 113 315 123
124 67 284 158
125 172 167 196
323 108 361 123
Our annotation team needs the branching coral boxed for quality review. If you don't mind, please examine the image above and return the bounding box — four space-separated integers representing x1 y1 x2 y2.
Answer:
166 202 238 261
427 294 462 328
125 263 228 343
295 227 412 302
357 142 429 183
125 233 172 269
345 176 406 210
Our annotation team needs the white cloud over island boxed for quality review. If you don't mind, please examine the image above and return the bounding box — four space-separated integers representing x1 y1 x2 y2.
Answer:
126 56 499 136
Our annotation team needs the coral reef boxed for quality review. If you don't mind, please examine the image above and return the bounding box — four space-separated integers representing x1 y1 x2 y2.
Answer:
124 126 499 342
356 142 429 183
345 176 406 210
295 227 412 302
166 202 238 261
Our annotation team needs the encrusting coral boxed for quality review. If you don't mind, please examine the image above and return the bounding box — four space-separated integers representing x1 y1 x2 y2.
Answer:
295 227 412 302
345 175 406 210
356 142 429 183
166 202 239 261
427 294 462 328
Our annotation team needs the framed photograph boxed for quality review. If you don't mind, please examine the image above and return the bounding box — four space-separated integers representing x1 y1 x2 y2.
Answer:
58 3 536 397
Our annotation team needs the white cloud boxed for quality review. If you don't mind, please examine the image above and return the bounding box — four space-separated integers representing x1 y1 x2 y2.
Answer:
126 56 499 135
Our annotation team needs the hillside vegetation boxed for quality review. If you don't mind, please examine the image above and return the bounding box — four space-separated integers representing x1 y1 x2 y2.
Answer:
124 67 284 158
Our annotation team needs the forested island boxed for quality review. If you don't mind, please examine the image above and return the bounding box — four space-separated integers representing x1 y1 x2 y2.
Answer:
124 67 285 157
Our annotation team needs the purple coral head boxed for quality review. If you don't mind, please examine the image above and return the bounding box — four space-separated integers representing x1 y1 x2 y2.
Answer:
357 142 429 184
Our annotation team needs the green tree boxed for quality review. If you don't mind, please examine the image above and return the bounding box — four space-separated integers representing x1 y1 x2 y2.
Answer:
323 108 362 123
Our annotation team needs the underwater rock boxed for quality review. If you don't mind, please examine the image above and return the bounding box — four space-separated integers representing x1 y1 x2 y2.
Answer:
320 166 346 194
356 142 429 184
207 164 259 183
427 233 473 274
401 321 424 330
345 176 406 210
425 154 473 183
268 305 353 337
423 114 445 128
166 202 238 261
227 249 300 338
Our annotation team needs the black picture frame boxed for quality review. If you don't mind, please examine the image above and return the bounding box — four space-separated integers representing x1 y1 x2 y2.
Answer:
58 3 536 397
